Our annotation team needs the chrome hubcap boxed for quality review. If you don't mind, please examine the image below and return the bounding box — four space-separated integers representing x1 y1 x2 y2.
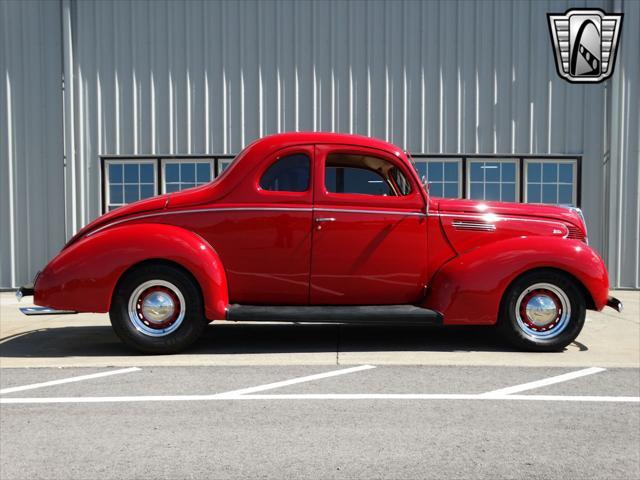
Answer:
525 294 559 327
515 283 571 339
141 291 176 324
127 280 186 337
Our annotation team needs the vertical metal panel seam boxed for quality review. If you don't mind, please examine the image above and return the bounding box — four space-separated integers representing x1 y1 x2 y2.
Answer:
5 68 16 287
61 0 76 236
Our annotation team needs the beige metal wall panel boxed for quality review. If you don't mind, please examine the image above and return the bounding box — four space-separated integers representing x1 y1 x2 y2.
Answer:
1 0 638 288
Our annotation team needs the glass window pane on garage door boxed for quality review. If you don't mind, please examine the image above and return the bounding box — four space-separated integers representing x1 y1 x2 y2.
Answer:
525 159 577 206
162 159 214 193
467 159 519 202
105 160 157 211
412 158 462 198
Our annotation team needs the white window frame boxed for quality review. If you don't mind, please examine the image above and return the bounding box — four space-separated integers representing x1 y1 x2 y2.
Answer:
467 158 520 202
523 158 578 206
413 158 463 198
218 158 234 176
161 158 215 194
104 159 158 211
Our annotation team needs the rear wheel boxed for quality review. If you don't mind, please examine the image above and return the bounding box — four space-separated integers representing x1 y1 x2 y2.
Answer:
499 270 586 352
110 263 207 354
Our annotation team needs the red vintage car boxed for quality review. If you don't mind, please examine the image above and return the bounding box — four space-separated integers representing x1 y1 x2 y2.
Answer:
17 132 622 354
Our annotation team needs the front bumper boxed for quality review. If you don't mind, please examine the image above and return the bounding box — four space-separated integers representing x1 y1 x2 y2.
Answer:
606 296 624 313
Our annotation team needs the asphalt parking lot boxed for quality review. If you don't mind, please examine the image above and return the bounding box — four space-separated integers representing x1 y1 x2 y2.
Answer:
1 291 639 479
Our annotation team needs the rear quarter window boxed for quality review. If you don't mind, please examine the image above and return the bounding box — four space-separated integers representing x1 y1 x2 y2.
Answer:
260 154 310 192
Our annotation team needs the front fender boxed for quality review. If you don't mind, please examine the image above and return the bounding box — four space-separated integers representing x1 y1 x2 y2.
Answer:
423 237 609 325
34 223 228 320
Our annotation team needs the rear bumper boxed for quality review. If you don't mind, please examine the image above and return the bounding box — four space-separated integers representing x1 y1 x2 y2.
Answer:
15 281 77 315
15 283 34 301
19 306 77 316
606 296 624 313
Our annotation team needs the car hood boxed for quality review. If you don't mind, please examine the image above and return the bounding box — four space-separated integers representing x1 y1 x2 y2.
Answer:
436 198 583 226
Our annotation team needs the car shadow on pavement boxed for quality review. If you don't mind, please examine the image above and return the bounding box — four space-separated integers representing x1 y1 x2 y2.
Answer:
0 323 528 358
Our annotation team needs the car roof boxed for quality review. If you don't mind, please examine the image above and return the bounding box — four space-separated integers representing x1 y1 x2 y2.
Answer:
241 132 405 159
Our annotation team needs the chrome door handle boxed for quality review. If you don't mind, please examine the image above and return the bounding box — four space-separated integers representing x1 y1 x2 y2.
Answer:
314 217 336 230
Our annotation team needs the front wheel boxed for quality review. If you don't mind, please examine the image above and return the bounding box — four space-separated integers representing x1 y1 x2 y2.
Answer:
499 270 586 352
110 263 207 354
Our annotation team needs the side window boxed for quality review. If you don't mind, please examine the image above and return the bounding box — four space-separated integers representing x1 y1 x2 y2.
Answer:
325 153 411 196
260 154 310 192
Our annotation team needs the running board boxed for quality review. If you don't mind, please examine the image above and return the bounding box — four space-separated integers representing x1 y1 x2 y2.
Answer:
226 304 443 325
19 306 77 316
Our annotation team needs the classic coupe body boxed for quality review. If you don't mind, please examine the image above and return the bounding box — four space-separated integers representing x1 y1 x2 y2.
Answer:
18 132 622 353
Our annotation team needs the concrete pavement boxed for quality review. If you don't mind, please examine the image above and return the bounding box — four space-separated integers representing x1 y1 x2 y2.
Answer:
1 290 638 368
1 291 638 480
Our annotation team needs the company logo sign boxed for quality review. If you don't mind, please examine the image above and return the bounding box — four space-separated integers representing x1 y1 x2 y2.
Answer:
547 9 623 83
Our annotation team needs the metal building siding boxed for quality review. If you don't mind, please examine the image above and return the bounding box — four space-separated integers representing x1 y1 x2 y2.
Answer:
608 0 640 288
1 0 638 288
67 0 611 230
0 0 66 288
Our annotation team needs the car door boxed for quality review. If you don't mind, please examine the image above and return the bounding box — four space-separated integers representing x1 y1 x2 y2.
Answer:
195 145 314 305
309 144 428 305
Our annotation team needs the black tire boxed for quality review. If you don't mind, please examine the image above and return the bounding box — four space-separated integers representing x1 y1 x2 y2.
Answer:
109 263 207 354
498 270 586 352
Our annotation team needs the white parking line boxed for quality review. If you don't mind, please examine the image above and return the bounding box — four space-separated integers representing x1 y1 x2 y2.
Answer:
1 365 638 405
479 367 606 397
216 364 376 396
0 393 638 404
0 367 141 394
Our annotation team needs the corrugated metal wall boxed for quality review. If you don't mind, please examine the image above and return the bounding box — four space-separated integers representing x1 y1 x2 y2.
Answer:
0 0 66 289
607 0 640 288
1 0 638 288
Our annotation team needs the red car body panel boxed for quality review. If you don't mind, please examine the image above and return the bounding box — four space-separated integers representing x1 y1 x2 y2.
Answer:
309 144 428 304
424 236 609 325
33 132 610 325
35 224 228 320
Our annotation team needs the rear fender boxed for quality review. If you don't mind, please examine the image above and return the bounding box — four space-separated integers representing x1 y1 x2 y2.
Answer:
34 223 228 320
423 237 609 325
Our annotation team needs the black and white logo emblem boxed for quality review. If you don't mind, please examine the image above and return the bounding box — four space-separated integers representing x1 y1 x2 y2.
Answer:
547 9 623 83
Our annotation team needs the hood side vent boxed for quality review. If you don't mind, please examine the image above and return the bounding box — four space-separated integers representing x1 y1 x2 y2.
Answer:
451 220 496 232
